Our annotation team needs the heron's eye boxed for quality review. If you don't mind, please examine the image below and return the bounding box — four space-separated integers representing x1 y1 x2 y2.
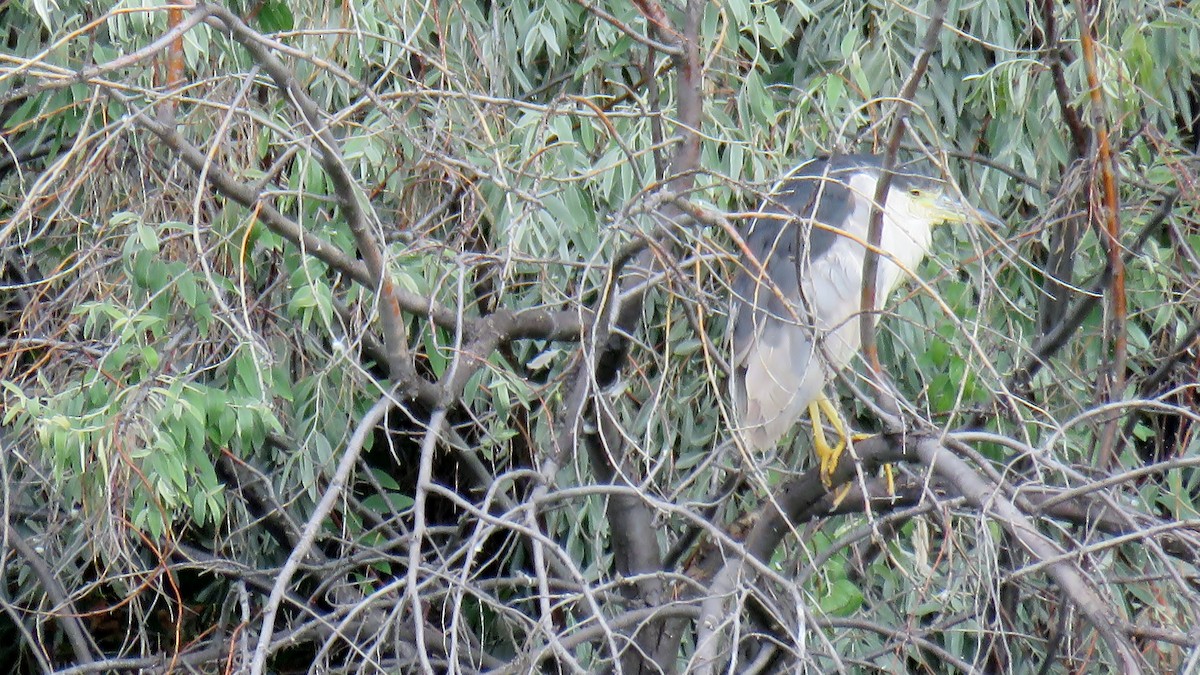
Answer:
909 188 922 197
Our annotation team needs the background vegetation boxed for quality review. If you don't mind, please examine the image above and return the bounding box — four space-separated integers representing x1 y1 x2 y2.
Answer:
1 0 1198 672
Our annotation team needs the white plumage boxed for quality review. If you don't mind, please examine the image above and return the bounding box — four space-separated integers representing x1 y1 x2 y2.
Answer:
730 155 977 453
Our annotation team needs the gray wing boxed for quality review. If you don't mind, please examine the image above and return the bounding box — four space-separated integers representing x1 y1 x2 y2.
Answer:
730 156 862 449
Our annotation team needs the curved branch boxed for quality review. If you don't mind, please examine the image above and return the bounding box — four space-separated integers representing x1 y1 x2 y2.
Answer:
915 438 1146 672
247 391 397 675
861 0 951 418
204 6 421 399
7 527 98 667
1037 0 1089 155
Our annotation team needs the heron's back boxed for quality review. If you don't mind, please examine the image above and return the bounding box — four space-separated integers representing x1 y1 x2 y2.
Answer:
730 155 932 450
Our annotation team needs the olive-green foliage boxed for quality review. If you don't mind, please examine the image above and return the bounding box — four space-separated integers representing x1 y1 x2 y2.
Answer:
2 0 1198 670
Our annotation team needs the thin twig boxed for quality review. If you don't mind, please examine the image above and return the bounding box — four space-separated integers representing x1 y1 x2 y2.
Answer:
1076 0 1127 471
860 0 951 419
248 392 397 675
914 439 1145 672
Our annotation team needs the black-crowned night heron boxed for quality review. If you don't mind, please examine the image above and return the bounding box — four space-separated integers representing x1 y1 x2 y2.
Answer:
730 154 999 486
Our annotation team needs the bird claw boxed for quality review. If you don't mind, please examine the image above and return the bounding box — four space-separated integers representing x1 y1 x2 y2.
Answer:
808 409 898 502
817 436 845 489
829 483 853 508
809 396 848 490
851 433 898 499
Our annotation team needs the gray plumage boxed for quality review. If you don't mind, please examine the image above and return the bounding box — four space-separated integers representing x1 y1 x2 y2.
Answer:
730 155 957 450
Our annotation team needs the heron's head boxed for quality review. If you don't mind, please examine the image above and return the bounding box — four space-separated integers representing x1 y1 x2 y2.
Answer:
880 170 1003 231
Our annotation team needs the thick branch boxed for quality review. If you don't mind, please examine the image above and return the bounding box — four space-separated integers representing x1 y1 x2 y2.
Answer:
205 5 421 399
561 2 709 671
915 439 1145 672
1076 0 1128 470
7 527 98 667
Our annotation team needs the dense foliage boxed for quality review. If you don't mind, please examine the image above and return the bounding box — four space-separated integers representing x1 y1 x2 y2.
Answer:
1 0 1198 672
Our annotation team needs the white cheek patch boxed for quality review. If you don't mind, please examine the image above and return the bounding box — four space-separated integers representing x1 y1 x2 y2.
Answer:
844 173 920 238
846 173 880 219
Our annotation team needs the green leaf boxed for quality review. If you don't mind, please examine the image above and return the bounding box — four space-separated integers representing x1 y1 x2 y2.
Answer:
761 6 786 49
728 0 750 24
1132 422 1154 442
819 579 864 617
257 1 295 33
539 22 560 57
136 222 159 254
744 71 775 124
824 74 845 111
178 272 199 308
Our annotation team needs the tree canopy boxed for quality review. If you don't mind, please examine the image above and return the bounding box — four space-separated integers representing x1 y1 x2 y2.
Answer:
1 0 1198 672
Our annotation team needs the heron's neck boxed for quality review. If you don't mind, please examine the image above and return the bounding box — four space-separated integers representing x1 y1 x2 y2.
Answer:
847 173 934 295
879 214 932 295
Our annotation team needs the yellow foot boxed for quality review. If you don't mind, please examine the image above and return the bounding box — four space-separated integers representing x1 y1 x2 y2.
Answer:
828 433 875 507
808 413 899 501
829 483 853 508
849 432 898 499
808 397 847 488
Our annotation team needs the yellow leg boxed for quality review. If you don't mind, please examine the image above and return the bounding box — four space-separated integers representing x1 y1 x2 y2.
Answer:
808 397 897 499
808 395 847 488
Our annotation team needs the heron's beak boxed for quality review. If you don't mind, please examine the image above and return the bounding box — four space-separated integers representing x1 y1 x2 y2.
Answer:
932 192 1003 228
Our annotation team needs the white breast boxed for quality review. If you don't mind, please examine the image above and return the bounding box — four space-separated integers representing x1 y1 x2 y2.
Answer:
802 173 934 372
